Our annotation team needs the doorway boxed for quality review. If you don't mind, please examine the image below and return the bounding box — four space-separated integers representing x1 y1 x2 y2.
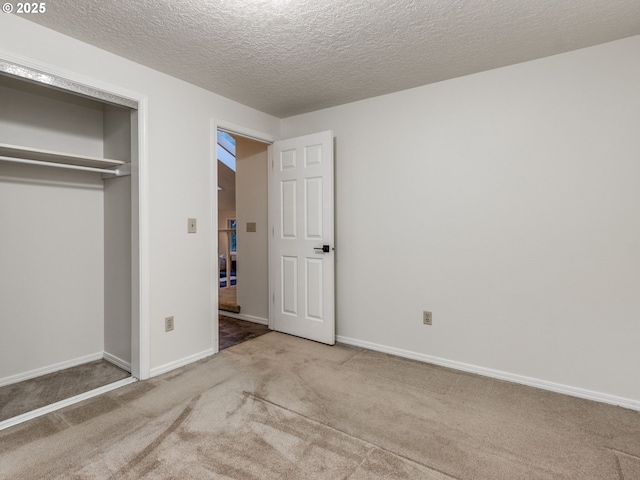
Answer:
212 124 337 350
215 126 272 351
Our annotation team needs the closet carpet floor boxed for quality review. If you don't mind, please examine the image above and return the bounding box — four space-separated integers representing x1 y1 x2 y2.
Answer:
0 359 130 422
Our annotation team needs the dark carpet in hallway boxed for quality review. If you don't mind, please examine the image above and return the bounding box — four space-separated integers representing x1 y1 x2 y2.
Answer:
219 315 270 350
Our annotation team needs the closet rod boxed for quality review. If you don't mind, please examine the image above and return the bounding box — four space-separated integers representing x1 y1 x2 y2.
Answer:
0 155 120 175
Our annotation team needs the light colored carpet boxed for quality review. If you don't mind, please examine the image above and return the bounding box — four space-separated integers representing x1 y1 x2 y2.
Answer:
1 332 639 479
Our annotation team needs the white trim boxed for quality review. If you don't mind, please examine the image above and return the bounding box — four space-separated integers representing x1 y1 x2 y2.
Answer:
218 311 270 326
149 349 215 378
0 49 143 104
211 119 220 356
0 352 103 388
215 121 278 145
336 336 640 412
0 377 137 432
268 143 275 331
103 352 132 373
134 96 151 380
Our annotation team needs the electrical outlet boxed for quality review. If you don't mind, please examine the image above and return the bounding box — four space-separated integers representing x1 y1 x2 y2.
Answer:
165 316 174 332
423 311 432 326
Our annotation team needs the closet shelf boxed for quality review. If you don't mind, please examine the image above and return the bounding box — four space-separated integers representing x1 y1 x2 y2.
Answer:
0 142 126 169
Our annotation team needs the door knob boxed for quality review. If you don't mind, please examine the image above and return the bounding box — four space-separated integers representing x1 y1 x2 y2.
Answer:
314 245 330 253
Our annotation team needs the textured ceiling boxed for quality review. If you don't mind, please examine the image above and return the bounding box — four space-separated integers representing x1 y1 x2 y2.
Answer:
23 0 640 118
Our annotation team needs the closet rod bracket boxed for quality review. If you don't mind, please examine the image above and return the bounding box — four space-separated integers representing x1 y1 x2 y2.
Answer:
103 163 132 179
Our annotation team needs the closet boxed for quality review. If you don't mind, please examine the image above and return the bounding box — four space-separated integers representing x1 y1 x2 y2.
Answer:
0 71 136 402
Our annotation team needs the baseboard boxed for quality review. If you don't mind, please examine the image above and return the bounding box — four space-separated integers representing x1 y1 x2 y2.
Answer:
0 352 104 388
0 377 137 431
103 352 132 373
336 335 640 412
218 311 269 326
149 348 215 378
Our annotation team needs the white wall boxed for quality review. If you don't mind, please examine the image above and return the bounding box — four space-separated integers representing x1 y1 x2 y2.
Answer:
0 75 107 380
281 36 640 404
0 74 105 156
0 14 281 374
103 105 132 368
103 175 132 367
236 137 269 322
0 164 105 380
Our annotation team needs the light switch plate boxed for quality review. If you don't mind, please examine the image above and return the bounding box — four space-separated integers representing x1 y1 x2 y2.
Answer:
165 316 174 332
188 218 197 233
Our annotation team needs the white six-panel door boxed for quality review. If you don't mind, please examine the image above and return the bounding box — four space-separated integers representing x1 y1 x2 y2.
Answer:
268 131 335 345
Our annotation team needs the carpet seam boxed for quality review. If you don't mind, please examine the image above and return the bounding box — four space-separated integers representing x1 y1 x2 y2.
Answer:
336 348 365 367
609 448 640 461
610 444 640 480
243 391 463 480
614 453 625 480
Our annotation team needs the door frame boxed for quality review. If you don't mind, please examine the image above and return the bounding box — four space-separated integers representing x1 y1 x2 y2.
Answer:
211 120 277 351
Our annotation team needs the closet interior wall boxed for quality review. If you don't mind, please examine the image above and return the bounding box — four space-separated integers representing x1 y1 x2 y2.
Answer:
0 73 133 384
103 104 132 369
